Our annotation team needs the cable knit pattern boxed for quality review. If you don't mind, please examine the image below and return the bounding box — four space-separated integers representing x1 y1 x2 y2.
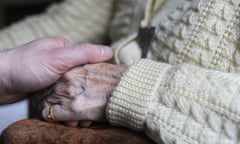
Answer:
108 1 240 143
150 0 240 73
0 0 113 51
0 0 239 143
107 59 240 144
111 0 240 73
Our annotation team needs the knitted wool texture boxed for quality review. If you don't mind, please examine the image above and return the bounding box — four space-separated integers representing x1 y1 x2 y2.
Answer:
0 0 113 51
107 0 240 144
1 0 239 143
107 60 240 144
149 0 240 72
111 0 240 73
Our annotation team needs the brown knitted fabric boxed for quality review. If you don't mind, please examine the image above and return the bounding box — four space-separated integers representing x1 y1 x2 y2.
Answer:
1 119 153 144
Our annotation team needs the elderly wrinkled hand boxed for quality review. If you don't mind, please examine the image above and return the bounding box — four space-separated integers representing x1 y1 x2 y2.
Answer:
32 63 128 127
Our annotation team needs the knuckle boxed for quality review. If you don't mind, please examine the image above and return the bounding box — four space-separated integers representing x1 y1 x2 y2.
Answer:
80 44 92 57
52 37 71 47
79 43 101 58
71 103 83 114
30 38 54 48
39 37 70 48
63 67 81 79
81 43 92 51
81 43 92 47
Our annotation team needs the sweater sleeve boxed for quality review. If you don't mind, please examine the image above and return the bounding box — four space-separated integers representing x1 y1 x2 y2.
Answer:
106 59 240 144
0 0 113 51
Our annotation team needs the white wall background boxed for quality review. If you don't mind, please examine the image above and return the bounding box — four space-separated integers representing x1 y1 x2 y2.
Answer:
0 99 28 134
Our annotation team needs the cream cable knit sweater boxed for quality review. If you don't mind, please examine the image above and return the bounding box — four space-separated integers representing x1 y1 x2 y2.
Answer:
1 0 240 143
107 60 240 144
106 0 240 144
0 0 113 51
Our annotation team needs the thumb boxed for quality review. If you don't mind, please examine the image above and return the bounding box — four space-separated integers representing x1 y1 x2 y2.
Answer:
72 43 113 64
49 43 113 73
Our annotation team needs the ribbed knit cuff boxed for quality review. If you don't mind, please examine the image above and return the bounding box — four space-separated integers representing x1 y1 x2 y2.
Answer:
106 59 172 131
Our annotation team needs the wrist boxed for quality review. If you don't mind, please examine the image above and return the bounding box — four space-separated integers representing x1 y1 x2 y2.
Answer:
103 64 129 120
109 64 128 97
106 60 172 131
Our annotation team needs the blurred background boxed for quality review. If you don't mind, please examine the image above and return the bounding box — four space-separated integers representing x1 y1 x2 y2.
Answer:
0 0 62 29
0 0 62 134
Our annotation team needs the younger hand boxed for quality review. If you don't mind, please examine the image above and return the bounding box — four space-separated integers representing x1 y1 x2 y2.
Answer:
0 37 112 104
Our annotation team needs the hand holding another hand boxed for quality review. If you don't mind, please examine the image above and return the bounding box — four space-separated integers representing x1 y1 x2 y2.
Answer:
32 63 128 127
0 37 113 104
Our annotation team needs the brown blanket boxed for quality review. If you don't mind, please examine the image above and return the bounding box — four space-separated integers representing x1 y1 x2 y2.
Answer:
1 119 153 144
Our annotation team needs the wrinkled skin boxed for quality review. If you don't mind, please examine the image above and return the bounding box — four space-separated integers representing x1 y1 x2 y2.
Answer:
0 37 113 104
32 63 128 127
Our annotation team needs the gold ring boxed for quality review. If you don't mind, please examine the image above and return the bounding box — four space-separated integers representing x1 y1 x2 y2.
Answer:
47 104 57 122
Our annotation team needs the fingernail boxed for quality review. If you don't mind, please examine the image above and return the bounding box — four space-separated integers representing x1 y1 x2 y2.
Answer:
101 46 113 57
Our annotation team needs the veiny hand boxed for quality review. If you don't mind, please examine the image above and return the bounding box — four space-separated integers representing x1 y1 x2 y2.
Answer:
0 37 113 104
32 63 128 127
